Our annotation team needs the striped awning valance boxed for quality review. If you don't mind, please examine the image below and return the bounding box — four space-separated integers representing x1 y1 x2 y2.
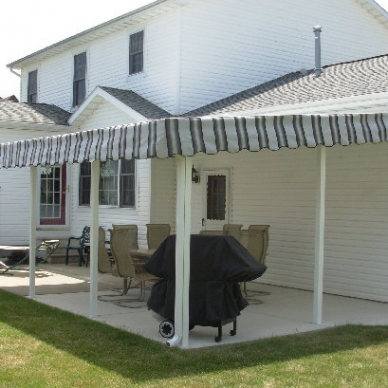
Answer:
1 113 387 168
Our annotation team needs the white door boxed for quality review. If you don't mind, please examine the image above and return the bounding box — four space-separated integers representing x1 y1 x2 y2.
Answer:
39 164 67 225
202 169 230 231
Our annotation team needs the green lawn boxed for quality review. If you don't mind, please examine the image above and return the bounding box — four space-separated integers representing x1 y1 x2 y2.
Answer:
1 289 388 388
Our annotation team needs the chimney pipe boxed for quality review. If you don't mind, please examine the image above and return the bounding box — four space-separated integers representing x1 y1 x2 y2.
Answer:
313 25 322 77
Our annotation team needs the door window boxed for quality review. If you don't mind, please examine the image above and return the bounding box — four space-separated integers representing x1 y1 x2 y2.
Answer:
40 164 66 225
203 170 229 230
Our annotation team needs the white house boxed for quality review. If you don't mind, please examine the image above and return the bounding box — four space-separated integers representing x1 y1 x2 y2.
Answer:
2 0 388 312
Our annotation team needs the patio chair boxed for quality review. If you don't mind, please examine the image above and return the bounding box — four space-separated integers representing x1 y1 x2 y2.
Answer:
65 226 90 266
246 225 270 265
110 228 159 300
242 225 270 295
0 239 60 274
146 223 171 249
98 227 117 275
223 224 243 242
112 224 138 249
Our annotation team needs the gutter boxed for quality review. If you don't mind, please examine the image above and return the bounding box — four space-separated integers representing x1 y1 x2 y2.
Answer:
0 121 71 132
9 68 21 78
221 92 388 116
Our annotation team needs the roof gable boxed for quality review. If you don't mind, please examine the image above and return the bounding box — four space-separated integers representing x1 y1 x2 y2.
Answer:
69 86 171 126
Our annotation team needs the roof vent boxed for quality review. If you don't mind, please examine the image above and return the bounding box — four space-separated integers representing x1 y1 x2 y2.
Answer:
313 25 323 77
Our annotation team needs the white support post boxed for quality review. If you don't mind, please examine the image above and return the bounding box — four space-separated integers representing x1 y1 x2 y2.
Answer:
89 160 100 318
313 145 326 324
167 156 192 348
28 166 37 299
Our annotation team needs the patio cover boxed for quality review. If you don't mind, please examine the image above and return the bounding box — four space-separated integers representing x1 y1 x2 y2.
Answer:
1 114 387 168
0 113 387 348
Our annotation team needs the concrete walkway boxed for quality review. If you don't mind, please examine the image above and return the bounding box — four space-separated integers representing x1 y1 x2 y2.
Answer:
1 263 388 349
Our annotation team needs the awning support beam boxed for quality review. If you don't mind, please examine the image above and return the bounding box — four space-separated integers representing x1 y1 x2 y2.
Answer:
313 145 326 324
89 160 100 318
167 156 192 348
28 166 37 298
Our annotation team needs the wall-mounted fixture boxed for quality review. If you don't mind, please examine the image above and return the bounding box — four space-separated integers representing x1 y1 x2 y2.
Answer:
192 167 200 183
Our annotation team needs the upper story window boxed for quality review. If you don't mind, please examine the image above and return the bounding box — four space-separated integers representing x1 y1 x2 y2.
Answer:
27 70 38 103
129 30 144 75
73 52 87 107
79 159 136 208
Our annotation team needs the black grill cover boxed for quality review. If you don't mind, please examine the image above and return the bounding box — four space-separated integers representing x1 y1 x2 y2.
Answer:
144 234 267 327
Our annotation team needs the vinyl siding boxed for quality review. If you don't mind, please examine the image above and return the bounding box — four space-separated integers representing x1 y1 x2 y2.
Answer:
68 159 151 249
150 158 177 232
0 129 57 245
67 107 152 248
178 0 388 113
20 10 180 114
73 99 136 130
19 0 388 114
0 165 31 245
185 143 388 302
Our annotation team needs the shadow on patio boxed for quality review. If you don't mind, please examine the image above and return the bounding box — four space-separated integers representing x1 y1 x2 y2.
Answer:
1 263 388 349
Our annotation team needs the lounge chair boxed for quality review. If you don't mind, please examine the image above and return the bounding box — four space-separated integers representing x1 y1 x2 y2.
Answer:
0 239 60 275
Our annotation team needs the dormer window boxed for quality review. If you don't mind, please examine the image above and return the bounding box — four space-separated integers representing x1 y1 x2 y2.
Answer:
73 52 87 107
129 30 144 75
27 70 38 103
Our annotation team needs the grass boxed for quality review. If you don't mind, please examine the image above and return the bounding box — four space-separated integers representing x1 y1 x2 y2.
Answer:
1 289 388 388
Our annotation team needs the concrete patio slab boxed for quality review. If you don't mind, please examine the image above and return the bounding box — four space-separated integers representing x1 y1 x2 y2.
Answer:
1 263 388 349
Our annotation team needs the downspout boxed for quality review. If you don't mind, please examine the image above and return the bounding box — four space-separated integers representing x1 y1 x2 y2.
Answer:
313 26 323 77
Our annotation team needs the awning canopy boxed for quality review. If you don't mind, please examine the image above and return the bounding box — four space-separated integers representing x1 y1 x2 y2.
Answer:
1 113 387 168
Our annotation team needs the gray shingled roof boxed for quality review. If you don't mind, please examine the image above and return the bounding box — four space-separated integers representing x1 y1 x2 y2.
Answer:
0 102 70 126
100 86 171 119
186 54 388 116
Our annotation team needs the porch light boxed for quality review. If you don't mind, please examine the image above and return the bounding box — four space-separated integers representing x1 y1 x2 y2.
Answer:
191 167 200 183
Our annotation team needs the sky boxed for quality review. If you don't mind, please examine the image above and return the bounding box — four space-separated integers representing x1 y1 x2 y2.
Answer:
1 0 388 98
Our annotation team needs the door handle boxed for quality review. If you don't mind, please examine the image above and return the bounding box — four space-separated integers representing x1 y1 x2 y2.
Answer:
202 218 205 226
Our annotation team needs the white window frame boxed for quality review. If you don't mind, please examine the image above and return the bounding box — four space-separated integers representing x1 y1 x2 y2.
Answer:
78 160 136 209
27 69 38 103
72 51 88 107
128 28 146 77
